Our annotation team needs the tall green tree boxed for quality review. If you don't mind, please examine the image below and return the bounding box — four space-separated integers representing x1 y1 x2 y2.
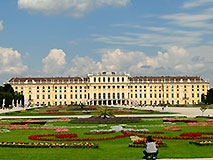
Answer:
206 89 213 104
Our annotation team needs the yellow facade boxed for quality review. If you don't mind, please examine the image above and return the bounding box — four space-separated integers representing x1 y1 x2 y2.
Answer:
8 72 209 106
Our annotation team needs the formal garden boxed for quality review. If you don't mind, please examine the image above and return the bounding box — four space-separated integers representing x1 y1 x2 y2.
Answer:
0 105 175 116
0 106 213 160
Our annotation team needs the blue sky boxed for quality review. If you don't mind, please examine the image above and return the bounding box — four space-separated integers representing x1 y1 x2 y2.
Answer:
0 0 213 86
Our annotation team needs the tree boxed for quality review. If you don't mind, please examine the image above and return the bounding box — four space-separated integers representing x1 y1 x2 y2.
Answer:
200 106 207 116
95 107 114 119
206 88 213 104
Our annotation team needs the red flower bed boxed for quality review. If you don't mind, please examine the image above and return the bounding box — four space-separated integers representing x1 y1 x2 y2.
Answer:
28 131 134 142
55 133 77 138
163 118 197 123
84 131 116 135
10 121 46 125
39 111 96 114
128 131 165 134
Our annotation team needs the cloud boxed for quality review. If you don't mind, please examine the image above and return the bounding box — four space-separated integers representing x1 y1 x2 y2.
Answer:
183 0 213 8
17 0 130 17
65 47 208 77
0 47 28 74
42 49 66 74
160 9 213 29
0 20 3 31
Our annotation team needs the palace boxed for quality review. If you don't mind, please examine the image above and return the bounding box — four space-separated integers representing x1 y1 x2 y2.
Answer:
7 72 209 106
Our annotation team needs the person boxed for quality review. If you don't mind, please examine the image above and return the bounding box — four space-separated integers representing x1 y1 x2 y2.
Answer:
143 136 158 159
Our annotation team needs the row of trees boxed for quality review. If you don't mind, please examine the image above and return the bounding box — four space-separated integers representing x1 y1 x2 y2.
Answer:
201 88 213 105
0 84 24 108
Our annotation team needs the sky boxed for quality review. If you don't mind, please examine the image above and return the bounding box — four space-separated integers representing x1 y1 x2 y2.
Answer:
0 0 213 86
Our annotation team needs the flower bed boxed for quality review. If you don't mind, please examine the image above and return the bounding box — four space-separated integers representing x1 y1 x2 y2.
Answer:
190 140 213 146
163 118 197 123
69 117 141 124
128 136 166 148
39 111 95 114
0 142 98 148
84 131 116 135
10 121 46 125
28 131 134 142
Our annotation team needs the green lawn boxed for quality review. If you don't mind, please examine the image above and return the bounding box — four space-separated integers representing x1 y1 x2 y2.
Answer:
0 119 213 159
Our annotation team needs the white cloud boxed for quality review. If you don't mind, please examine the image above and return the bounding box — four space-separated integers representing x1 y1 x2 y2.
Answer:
183 0 213 8
161 9 213 29
0 47 28 74
65 47 207 77
42 49 66 74
18 0 130 17
0 20 3 31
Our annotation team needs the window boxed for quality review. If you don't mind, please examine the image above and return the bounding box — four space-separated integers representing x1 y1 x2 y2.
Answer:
122 77 124 82
108 86 110 89
144 94 146 98
113 86 115 89
197 93 199 98
98 77 101 82
84 94 86 99
98 86 101 89
117 93 120 99
43 95 45 99
108 77 110 82
75 86 77 89
192 85 194 88
94 77 96 82
122 93 125 99
103 77 105 82
154 94 157 98
184 85 186 88
37 95 39 99
64 94 66 99
60 95 62 99
117 86 120 88
99 93 101 99
192 93 194 98
103 93 106 99
122 86 124 89
113 93 115 99
177 93 179 98
48 94 50 99
140 94 142 98
117 77 119 82
80 94 82 99
113 77 115 82
135 94 137 98
94 93 96 99
150 94 152 98
166 94 169 98
75 94 77 99
37 86 39 89
172 93 174 98
55 95 57 99
70 86 73 89
103 86 106 89
70 94 73 99
108 93 111 99
159 94 161 98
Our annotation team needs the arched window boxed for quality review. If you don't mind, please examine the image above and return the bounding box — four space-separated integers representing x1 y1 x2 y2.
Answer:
108 77 110 82
122 77 124 82
113 77 115 82
117 77 119 82
98 77 101 82
94 77 96 82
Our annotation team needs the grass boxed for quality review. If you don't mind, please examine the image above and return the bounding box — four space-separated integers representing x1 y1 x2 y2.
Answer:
0 119 213 159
